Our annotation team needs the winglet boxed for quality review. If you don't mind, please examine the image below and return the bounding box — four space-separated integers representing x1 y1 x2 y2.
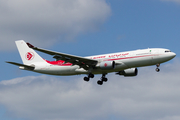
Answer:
26 42 34 48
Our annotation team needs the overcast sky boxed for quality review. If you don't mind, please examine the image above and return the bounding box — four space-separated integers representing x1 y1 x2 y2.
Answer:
1 0 180 120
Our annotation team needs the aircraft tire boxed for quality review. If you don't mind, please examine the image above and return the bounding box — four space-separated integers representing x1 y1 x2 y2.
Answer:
84 77 89 82
156 68 160 72
89 73 94 78
97 80 103 85
102 78 108 82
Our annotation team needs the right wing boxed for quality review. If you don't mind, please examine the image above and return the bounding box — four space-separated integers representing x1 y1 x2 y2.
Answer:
26 43 98 70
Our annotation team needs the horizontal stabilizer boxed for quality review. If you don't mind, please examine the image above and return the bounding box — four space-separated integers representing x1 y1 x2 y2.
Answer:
6 61 35 70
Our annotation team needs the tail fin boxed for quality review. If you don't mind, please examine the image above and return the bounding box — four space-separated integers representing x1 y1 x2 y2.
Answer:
15 40 45 65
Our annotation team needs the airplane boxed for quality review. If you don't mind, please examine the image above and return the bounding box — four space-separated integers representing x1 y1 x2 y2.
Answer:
6 40 176 85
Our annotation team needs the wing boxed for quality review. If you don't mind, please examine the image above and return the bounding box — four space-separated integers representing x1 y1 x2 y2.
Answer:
6 61 35 70
26 43 98 70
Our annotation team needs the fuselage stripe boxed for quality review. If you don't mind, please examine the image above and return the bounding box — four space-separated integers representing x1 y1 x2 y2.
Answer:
46 54 160 66
105 54 160 61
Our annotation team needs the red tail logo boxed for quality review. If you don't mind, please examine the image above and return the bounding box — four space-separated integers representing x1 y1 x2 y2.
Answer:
25 52 34 61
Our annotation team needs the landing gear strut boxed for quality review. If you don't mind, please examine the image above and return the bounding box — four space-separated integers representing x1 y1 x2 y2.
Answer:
84 73 94 82
156 64 160 72
97 74 108 85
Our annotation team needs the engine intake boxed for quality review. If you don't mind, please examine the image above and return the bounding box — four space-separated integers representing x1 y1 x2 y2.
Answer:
99 61 115 70
117 68 138 77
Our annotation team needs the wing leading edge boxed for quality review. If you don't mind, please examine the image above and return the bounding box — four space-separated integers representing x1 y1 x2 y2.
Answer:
26 43 98 70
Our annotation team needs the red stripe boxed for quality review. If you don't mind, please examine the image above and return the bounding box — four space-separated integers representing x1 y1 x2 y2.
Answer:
106 54 159 61
45 54 160 66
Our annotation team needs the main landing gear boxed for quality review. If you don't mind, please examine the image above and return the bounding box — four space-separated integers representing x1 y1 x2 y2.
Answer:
97 74 108 85
84 73 94 82
156 64 160 72
83 73 108 85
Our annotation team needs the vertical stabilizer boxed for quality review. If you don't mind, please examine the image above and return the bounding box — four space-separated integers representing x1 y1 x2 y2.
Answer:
15 40 45 65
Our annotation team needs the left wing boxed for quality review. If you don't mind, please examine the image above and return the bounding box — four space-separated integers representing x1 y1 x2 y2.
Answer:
26 43 98 70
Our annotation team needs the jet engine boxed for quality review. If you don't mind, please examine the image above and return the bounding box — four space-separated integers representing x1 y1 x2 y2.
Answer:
99 61 115 70
117 68 138 77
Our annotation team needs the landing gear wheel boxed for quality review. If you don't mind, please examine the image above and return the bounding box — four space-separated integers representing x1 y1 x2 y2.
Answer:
89 73 94 78
84 77 89 82
156 68 160 72
102 78 108 82
97 80 103 85
83 73 94 82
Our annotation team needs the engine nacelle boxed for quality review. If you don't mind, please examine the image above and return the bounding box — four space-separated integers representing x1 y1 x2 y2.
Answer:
99 61 115 70
117 68 138 77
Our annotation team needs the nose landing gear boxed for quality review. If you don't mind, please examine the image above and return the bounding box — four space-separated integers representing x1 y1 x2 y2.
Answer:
156 64 160 72
156 68 160 72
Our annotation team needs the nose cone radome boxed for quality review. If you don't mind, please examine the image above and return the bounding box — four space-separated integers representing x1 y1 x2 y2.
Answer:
166 52 176 61
171 52 176 59
163 52 176 62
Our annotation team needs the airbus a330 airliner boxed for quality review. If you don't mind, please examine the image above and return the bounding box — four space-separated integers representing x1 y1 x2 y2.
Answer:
6 40 176 85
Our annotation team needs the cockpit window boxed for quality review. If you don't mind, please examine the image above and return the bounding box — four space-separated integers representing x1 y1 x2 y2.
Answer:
165 50 171 53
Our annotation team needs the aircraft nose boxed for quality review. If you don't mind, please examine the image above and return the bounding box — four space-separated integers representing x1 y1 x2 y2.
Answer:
170 52 176 59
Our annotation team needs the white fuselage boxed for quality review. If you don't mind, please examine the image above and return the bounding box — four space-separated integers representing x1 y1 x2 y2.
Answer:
28 48 176 75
